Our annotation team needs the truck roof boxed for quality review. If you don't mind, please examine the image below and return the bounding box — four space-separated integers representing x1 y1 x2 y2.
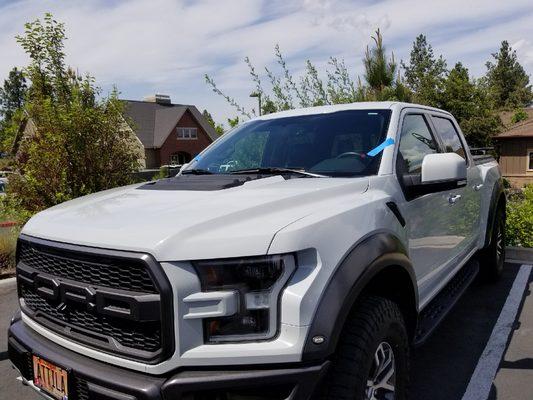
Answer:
254 101 451 121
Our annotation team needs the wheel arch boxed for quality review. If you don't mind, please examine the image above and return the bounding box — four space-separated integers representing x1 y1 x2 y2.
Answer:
301 232 418 362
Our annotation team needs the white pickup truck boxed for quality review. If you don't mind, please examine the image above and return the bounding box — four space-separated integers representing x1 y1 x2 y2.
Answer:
8 102 505 400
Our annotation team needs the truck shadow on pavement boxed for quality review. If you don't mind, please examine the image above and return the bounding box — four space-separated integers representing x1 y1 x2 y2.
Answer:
410 262 529 400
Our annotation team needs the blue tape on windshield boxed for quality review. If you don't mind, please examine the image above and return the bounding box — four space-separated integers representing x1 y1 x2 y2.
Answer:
367 137 395 157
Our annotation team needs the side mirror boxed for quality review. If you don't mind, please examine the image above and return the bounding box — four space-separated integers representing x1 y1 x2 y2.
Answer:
403 153 467 198
421 153 467 184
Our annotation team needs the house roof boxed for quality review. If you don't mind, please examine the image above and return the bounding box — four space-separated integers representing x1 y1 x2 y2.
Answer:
495 116 533 140
122 100 218 148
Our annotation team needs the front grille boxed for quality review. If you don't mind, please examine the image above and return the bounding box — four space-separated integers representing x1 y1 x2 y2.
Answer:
75 378 89 400
18 241 157 293
17 236 173 363
21 286 161 352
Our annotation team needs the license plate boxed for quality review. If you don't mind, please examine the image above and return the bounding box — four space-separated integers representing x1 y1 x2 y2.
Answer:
32 355 69 400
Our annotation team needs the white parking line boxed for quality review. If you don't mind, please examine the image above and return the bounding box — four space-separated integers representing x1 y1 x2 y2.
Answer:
461 264 532 400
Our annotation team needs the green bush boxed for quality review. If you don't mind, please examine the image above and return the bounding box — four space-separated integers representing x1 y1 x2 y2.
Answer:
151 166 169 180
0 196 28 273
506 185 533 247
0 225 19 273
510 109 528 124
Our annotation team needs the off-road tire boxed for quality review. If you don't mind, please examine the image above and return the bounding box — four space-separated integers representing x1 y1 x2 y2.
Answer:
479 206 506 282
320 296 409 400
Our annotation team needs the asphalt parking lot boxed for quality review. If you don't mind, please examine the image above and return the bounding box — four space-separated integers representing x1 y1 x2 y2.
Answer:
0 261 531 400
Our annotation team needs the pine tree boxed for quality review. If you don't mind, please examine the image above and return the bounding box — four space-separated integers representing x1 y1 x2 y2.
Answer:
485 41 533 108
401 34 447 107
0 67 27 122
363 29 411 101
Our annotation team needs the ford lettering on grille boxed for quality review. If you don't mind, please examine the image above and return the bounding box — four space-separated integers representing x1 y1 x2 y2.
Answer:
18 264 161 321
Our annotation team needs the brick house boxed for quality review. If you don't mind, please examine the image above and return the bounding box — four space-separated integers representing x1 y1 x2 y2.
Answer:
122 95 219 169
494 108 533 188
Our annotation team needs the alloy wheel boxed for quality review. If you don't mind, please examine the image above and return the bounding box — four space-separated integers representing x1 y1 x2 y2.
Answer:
496 218 505 269
365 342 396 400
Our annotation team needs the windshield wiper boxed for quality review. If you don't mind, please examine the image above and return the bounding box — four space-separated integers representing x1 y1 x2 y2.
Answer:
230 167 327 178
181 168 213 175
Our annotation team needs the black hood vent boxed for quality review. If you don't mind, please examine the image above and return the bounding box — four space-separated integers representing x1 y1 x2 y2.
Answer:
138 174 262 191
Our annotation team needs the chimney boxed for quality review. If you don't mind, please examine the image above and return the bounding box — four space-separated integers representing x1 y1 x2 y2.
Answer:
143 94 171 105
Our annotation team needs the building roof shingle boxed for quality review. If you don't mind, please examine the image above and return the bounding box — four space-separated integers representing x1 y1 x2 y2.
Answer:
495 108 533 140
122 100 218 148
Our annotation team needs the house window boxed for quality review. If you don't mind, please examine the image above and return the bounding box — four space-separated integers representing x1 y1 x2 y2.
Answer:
528 150 533 171
177 127 198 139
170 151 191 165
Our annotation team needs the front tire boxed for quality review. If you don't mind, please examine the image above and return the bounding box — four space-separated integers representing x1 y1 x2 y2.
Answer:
320 296 409 400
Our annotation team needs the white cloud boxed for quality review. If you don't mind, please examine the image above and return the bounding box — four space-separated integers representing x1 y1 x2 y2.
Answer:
512 39 533 72
0 0 532 124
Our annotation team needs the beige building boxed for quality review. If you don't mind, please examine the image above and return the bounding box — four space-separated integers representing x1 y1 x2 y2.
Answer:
494 114 533 188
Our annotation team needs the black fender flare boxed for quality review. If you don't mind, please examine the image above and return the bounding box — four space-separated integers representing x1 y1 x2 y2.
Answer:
483 179 505 248
301 231 418 362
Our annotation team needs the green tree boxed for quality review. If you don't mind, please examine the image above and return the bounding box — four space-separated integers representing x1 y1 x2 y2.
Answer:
0 67 28 151
362 29 411 102
440 63 501 147
485 41 533 109
7 14 141 213
0 67 27 122
401 34 447 106
202 109 224 135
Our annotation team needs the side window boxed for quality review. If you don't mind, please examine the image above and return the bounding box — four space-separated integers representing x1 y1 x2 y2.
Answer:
432 116 466 160
397 114 439 174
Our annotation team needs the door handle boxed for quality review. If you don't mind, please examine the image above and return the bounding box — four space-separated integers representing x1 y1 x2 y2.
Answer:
448 194 462 204
474 184 483 191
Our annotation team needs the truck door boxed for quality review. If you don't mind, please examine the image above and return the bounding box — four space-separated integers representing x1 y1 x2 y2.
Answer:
429 114 481 253
395 112 464 303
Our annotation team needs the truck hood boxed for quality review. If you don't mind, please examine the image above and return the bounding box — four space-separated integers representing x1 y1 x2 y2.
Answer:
22 176 369 260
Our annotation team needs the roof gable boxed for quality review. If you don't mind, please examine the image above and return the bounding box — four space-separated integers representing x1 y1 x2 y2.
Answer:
122 100 218 148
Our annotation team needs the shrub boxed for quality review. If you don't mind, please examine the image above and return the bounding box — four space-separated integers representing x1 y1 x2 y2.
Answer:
0 225 18 273
510 109 528 124
0 196 28 272
151 166 169 181
506 185 533 247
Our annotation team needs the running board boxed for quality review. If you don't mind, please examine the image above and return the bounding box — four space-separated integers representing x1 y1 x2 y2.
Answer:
414 259 479 347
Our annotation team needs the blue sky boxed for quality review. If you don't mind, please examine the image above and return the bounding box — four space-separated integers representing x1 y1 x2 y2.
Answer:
1 0 532 125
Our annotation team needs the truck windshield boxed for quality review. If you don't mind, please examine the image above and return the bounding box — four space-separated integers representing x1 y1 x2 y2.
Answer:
187 109 392 177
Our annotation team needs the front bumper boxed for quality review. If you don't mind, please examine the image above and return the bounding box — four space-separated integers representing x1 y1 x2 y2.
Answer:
8 317 329 400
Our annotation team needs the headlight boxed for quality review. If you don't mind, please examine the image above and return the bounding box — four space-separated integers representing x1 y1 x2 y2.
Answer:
192 254 295 343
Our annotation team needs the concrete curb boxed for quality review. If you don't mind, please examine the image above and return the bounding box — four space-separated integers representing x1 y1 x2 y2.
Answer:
0 277 16 287
506 246 533 264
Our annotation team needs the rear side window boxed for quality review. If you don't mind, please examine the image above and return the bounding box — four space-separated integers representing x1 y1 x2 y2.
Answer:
432 116 466 160
397 114 439 174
